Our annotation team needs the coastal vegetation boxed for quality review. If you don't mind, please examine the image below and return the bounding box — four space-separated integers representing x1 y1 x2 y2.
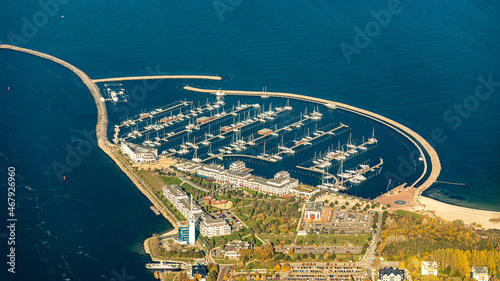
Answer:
378 211 500 280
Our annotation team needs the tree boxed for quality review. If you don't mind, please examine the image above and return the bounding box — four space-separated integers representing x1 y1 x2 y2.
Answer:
282 263 290 272
275 264 281 271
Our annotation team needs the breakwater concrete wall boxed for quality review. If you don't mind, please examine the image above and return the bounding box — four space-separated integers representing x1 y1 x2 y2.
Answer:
183 86 441 204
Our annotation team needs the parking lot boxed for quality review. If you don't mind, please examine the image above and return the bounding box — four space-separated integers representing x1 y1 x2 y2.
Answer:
302 209 373 234
209 210 243 232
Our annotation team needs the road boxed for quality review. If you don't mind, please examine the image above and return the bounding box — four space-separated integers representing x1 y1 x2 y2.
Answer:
359 211 382 279
217 264 233 281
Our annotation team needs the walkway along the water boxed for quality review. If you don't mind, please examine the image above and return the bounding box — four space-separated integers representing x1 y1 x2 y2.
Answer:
183 86 442 205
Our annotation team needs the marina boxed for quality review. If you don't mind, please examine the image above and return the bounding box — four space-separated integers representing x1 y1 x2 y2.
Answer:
113 93 391 192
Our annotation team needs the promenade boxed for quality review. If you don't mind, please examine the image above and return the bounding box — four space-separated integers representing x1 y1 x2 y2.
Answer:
183 86 441 203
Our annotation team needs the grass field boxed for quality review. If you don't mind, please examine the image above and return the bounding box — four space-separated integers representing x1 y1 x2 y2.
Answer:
393 210 421 219
160 176 183 186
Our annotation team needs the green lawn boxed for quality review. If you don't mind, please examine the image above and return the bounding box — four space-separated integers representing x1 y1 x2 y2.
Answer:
160 176 183 186
393 210 421 219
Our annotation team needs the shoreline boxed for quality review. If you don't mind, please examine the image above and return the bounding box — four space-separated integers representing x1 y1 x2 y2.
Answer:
416 196 500 229
2 43 497 256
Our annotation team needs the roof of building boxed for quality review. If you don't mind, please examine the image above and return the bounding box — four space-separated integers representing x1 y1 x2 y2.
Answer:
305 201 324 213
248 175 298 189
258 128 273 134
291 185 318 194
275 170 290 178
199 164 225 174
201 213 227 225
177 221 190 228
472 266 489 274
225 240 252 251
123 141 157 154
164 185 188 198
422 261 438 270
227 170 251 178
178 198 202 213
379 267 405 277
230 160 245 166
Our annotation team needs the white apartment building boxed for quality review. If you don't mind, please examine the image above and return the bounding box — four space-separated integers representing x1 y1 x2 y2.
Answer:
121 141 158 164
199 213 231 238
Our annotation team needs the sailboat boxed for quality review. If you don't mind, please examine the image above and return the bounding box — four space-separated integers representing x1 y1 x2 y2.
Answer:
207 143 215 156
201 133 210 146
337 159 352 179
346 133 356 148
284 99 292 110
359 136 367 150
278 135 287 150
207 124 214 137
192 147 201 163
369 127 377 143
261 86 269 99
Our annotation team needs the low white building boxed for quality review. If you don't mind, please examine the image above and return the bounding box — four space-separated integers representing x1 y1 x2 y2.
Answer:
229 161 246 171
421 261 438 276
121 141 158 164
175 162 201 173
304 201 324 220
224 240 252 259
290 185 320 199
471 266 489 281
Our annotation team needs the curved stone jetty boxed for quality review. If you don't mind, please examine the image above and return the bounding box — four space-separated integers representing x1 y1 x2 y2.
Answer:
0 43 440 211
183 85 441 203
93 75 222 83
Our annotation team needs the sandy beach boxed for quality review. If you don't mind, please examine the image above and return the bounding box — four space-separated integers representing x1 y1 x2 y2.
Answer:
416 196 500 229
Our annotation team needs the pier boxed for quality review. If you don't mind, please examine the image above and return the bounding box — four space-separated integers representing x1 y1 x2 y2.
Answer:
307 138 373 170
183 85 441 201
336 158 384 188
93 75 222 83
273 124 348 158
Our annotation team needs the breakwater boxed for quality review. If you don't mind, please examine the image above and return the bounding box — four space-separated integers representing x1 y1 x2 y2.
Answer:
93 75 222 83
183 85 441 204
0 44 180 235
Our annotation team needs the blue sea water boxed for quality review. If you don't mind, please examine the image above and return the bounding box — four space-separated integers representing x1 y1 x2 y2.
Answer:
1 0 500 280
